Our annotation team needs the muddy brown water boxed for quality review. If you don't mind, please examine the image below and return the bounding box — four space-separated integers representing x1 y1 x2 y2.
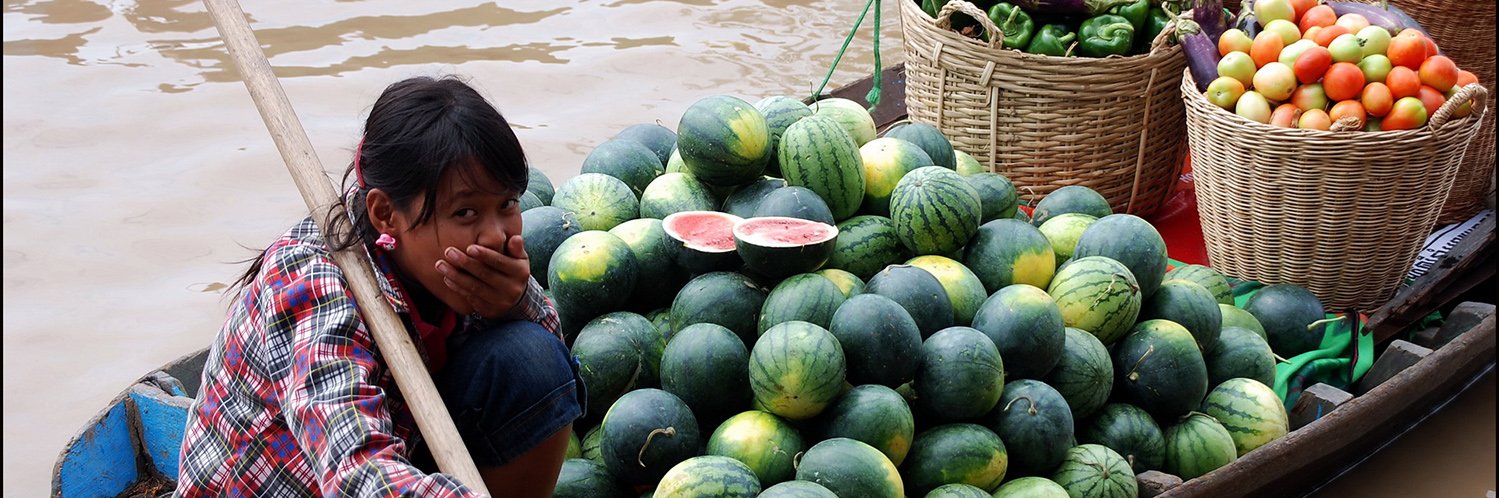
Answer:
2 1 1493 497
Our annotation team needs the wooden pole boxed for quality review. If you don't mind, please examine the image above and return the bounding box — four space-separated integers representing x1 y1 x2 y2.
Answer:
200 0 489 493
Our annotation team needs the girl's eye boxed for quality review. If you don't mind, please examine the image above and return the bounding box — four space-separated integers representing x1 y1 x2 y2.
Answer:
500 199 519 210
453 208 478 219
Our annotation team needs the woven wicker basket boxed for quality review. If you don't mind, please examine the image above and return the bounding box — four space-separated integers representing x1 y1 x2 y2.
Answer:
1387 0 1497 223
899 0 1189 215
1182 72 1489 310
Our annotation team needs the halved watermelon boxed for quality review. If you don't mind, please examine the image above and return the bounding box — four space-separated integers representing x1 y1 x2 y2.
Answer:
734 216 840 279
663 211 744 273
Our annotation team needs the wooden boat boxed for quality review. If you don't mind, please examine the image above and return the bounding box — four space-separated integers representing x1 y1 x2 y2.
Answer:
52 63 1497 498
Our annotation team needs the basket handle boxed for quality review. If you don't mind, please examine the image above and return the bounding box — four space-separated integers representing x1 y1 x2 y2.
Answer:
1430 83 1489 130
936 0 1005 50
1147 16 1178 55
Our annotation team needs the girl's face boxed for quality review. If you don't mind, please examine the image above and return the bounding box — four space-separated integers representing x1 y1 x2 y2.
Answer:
371 163 524 315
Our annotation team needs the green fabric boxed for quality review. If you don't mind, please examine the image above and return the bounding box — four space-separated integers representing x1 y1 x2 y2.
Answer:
1026 24 1077 56
1166 259 1377 411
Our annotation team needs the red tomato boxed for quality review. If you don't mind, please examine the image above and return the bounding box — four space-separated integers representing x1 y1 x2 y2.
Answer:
1417 85 1447 116
1418 55 1459 92
1293 46 1333 84
1323 63 1366 101
1290 0 1318 22
1386 66 1423 99
1387 32 1428 69
1313 25 1350 47
1329 100 1367 128
1362 82 1394 117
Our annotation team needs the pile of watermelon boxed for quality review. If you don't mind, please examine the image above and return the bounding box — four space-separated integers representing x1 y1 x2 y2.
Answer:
524 94 1315 498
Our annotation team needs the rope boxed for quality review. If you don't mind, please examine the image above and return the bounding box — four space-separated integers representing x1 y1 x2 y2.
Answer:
812 0 883 111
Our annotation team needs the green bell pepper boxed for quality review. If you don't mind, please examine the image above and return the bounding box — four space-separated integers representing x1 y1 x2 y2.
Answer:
1078 14 1135 57
986 2 1036 50
1025 24 1078 57
1133 6 1172 53
1108 0 1151 30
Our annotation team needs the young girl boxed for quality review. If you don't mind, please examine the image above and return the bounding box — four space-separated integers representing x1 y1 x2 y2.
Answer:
176 76 582 498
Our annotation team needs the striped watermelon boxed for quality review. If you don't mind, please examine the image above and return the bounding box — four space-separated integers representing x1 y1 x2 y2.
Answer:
755 96 814 166
970 284 1066 379
1071 214 1168 299
581 138 665 197
1162 412 1238 480
779 115 866 220
1206 326 1277 389
965 219 1058 293
656 455 762 498
1142 279 1224 354
817 268 866 298
519 190 544 212
670 271 768 348
1114 320 1209 419
1037 213 1098 266
527 166 556 204
572 312 666 420
1165 264 1234 306
964 172 1020 223
810 97 878 145
722 177 788 218
915 327 1006 421
614 122 677 166
600 388 701 485
754 186 836 225
609 218 688 311
796 438 905 498
1220 304 1269 341
548 231 639 323
666 148 687 174
660 323 751 425
1042 327 1115 419
991 477 1070 497
901 424 1010 495
551 173 640 231
677 95 771 186
1050 444 1138 498
828 293 924 388
819 384 917 466
906 255 989 326
1079 403 1166 474
955 150 985 175
1031 185 1112 226
987 379 1075 476
1047 256 1143 346
889 166 983 256
522 206 581 288
859 137 934 216
758 481 837 497
749 321 847 420
554 458 629 498
639 172 717 219
758 273 848 334
882 121 956 169
827 215 911 280
581 425 604 462
866 264 956 338
707 410 806 486
1201 378 1289 456
926 483 993 498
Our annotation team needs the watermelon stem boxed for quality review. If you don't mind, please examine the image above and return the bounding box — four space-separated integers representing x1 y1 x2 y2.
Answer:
638 426 677 468
1306 317 1342 331
1002 395 1039 416
1127 344 1156 382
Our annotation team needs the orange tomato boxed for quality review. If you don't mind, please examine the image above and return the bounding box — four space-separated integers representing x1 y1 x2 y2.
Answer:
1302 26 1324 42
1329 100 1367 128
1299 5 1337 32
1323 63 1366 101
1418 55 1459 92
1290 0 1318 22
1384 96 1429 130
1271 103 1303 127
1387 32 1428 69
1386 66 1422 99
1362 82 1395 117
1251 31 1286 68
1423 37 1439 58
1298 108 1332 130
1293 46 1333 84
1456 70 1479 88
1313 25 1350 47
1417 85 1447 116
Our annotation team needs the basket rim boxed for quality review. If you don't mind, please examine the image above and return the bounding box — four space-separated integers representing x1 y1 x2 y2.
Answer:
1181 70 1490 140
899 0 1183 66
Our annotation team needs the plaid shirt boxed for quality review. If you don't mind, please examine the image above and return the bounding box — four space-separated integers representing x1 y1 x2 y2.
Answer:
176 217 559 498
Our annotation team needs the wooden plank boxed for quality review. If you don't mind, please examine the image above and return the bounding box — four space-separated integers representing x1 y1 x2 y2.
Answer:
130 384 193 481
1368 216 1495 343
1162 312 1497 497
51 399 139 498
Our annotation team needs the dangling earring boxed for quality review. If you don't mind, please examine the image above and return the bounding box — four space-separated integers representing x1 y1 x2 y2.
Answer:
376 233 398 251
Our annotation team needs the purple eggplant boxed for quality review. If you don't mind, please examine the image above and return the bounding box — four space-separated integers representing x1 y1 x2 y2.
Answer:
1326 1 1431 38
1180 20 1220 91
1234 0 1259 38
1010 0 1134 16
1192 0 1228 40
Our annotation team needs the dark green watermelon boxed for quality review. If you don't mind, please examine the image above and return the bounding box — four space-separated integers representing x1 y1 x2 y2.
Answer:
827 215 911 281
581 138 666 198
758 273 848 334
615 122 678 167
1041 327 1114 419
1079 403 1166 474
828 294 924 388
754 185 837 225
670 271 768 348
818 384 916 466
1244 284 1327 357
796 438 904 498
1113 319 1209 419
609 218 689 311
1031 185 1112 226
926 484 994 498
915 327 1006 422
519 190 544 212
986 379 1074 476
969 284 1066 379
707 410 805 486
554 458 629 498
600 388 701 485
660 323 751 426
1165 264 1234 305
639 172 717 219
991 477 1070 497
527 166 556 204
881 121 955 169
901 424 1010 495
866 264 955 338
857 137 933 217
1071 214 1168 299
964 172 1019 223
522 206 581 288
677 95 771 187
757 481 837 498
964 219 1058 293
721 177 788 218
1142 279 1224 353
1205 326 1277 388
572 312 667 420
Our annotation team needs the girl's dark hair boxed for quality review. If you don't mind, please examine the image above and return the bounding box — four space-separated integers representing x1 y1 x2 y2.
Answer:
233 76 529 290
